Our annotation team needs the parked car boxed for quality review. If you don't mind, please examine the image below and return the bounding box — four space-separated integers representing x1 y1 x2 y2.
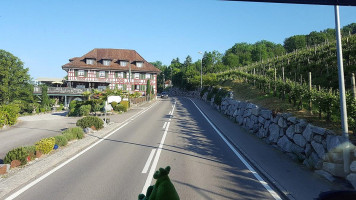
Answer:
161 92 169 99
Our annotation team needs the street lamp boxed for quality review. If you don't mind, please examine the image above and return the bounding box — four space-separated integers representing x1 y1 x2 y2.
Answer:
198 51 203 89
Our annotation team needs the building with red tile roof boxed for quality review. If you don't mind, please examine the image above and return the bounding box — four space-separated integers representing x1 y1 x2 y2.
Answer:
62 48 160 94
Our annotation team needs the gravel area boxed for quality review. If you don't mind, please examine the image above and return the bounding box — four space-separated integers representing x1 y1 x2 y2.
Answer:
0 100 158 199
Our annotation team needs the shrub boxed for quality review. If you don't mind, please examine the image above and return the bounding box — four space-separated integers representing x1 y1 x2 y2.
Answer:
114 104 126 112
120 100 130 111
40 107 46 113
0 104 20 125
200 86 209 98
70 127 84 139
0 110 8 127
54 135 68 146
62 129 76 141
79 105 91 116
76 116 104 130
35 137 55 154
111 101 118 108
4 147 29 165
23 145 36 160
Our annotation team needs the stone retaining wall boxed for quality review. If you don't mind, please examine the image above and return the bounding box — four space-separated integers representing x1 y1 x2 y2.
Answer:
201 90 356 188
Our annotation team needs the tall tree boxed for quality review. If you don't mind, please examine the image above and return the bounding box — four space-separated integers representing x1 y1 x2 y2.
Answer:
283 35 307 52
184 55 192 67
0 50 33 104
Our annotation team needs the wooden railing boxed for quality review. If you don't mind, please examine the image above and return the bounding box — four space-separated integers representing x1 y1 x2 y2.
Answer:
33 87 92 95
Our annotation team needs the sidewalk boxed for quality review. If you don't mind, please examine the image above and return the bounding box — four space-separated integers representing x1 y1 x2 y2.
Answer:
191 98 352 200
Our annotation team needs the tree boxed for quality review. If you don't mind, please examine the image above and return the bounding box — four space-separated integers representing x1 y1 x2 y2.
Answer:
283 35 307 52
41 85 50 108
184 55 192 67
146 79 151 100
0 50 33 104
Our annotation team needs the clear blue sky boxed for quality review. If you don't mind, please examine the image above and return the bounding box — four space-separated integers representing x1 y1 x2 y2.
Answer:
1 0 355 79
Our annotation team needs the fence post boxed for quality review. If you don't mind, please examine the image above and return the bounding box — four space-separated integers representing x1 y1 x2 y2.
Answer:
274 68 277 96
309 72 312 113
352 73 356 99
253 68 256 87
282 67 285 99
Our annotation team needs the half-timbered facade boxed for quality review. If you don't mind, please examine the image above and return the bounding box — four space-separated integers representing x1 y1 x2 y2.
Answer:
62 48 160 94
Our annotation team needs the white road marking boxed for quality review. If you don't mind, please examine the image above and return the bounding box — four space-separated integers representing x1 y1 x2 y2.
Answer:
189 99 282 200
141 149 156 174
5 101 159 200
141 102 176 194
163 122 167 129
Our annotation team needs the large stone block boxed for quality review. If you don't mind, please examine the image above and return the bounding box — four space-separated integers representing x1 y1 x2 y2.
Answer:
260 109 272 120
350 161 356 172
268 123 280 143
312 141 326 159
312 126 326 136
287 116 297 124
346 173 356 189
251 107 260 116
257 128 268 138
313 135 323 143
293 134 307 148
303 124 314 142
322 162 346 178
236 115 244 125
286 125 295 139
258 116 265 124
295 121 307 134
277 136 293 152
308 152 323 169
233 109 238 117
278 117 288 128
243 109 252 117
305 143 313 157
264 120 271 129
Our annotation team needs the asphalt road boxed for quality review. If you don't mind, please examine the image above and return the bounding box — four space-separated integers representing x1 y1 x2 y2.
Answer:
7 97 280 200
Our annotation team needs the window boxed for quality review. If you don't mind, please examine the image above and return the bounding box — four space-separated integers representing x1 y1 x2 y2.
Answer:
78 70 84 77
120 61 128 66
99 71 105 78
136 61 143 68
134 73 139 79
86 59 94 65
103 60 111 66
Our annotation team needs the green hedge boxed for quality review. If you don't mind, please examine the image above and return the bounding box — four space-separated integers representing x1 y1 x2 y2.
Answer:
4 147 28 165
79 104 91 116
54 135 68 146
0 104 20 126
23 145 36 161
35 137 55 154
76 116 104 130
62 127 84 141
114 104 127 112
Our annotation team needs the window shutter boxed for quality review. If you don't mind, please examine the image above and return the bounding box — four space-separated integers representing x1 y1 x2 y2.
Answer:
96 71 99 78
105 71 108 78
84 70 88 77
74 70 78 77
123 72 127 78
123 84 127 91
115 72 118 78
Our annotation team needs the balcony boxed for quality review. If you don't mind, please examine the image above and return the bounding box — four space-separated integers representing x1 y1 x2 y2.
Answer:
33 86 92 95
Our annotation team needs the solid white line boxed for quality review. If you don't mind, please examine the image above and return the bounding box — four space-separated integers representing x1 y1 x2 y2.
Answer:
141 149 156 174
189 99 282 200
141 102 176 194
163 122 167 129
5 101 159 200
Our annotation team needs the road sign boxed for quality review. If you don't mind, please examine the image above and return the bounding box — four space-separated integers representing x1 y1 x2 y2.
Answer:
225 0 356 6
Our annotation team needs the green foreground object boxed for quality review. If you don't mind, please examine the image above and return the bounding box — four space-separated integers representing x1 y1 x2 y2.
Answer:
138 166 180 200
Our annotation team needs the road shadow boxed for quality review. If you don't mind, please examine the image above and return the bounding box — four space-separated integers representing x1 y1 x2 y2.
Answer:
165 97 274 199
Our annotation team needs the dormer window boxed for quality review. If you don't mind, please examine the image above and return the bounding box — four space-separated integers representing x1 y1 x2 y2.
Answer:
136 61 143 68
86 59 95 65
103 59 111 66
120 61 128 66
